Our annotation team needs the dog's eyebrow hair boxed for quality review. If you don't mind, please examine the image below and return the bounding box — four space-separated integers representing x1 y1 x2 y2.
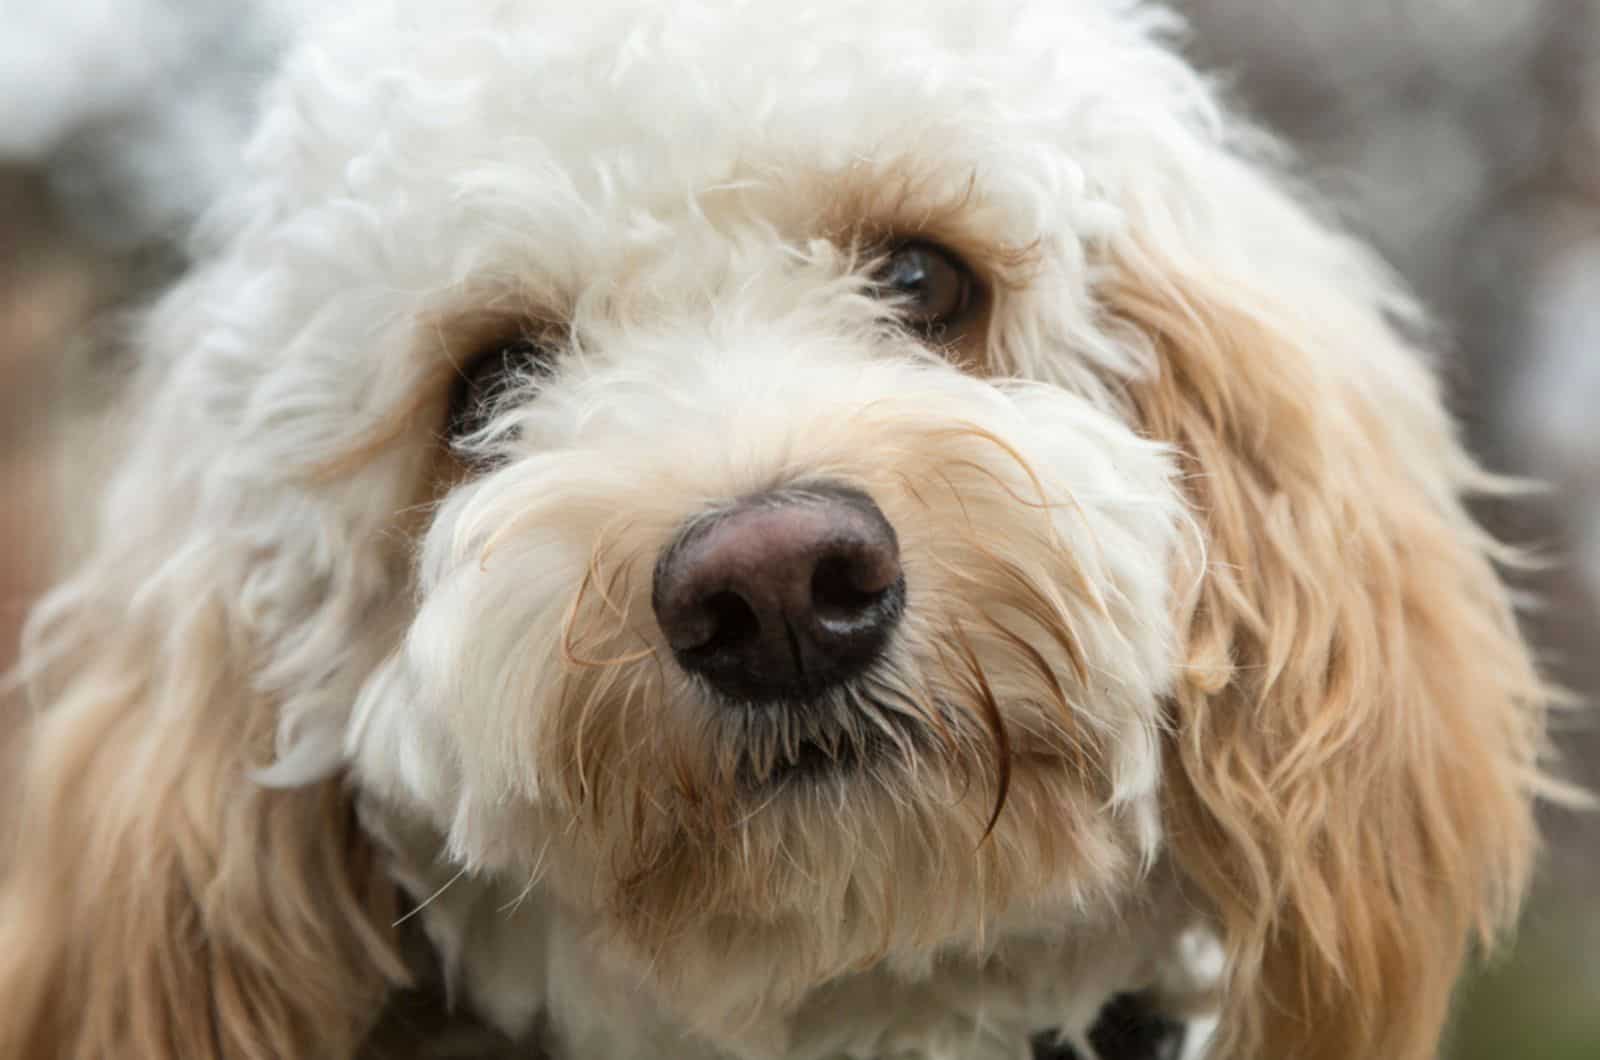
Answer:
303 358 457 483
304 305 573 483
803 162 1043 284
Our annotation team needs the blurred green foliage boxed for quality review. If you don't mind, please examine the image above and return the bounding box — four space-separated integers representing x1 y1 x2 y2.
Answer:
1447 892 1600 1060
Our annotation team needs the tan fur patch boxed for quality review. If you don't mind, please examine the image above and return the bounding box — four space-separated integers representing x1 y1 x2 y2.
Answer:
1106 237 1550 1060
0 603 407 1058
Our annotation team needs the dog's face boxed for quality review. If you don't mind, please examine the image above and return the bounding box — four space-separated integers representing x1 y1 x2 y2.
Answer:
6 3 1549 1059
199 0 1171 947
313 0 1184 1001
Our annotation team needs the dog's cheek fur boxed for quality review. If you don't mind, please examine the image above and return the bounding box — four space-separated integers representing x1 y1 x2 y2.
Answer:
1100 148 1550 1058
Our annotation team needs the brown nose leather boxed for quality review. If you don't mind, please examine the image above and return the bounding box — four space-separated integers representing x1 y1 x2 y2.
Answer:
651 484 905 704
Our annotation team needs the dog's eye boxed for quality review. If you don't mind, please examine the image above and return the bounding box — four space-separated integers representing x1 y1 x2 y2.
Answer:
875 241 976 337
446 337 554 439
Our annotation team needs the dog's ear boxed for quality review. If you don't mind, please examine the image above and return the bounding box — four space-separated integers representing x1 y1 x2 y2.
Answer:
1098 152 1551 1058
0 441 409 1055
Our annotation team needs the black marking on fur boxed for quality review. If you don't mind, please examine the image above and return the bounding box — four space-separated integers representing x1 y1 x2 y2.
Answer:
1030 992 1187 1060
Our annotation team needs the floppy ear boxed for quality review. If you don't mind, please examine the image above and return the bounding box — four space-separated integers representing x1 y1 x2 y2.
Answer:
0 571 408 1058
1099 153 1553 1058
0 417 408 1054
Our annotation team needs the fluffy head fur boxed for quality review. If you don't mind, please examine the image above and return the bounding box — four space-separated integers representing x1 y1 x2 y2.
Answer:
0 2 1554 1058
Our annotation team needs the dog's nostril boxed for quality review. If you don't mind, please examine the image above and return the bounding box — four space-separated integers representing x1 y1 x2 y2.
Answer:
690 590 762 657
811 552 891 623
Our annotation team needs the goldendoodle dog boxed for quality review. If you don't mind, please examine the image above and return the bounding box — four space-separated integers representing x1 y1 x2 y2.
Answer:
0 2 1555 1058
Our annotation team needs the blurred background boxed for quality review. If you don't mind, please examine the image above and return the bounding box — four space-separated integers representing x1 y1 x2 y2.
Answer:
1 2 1595 1056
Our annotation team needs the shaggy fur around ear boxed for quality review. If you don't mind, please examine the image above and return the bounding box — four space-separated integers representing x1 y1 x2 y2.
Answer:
0 347 413 1057
0 594 406 1058
1102 152 1551 1059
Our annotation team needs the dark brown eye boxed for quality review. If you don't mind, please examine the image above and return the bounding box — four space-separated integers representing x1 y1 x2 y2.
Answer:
874 241 976 337
446 336 554 439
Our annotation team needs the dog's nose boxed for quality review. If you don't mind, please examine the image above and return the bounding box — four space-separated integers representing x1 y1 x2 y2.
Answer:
652 484 905 704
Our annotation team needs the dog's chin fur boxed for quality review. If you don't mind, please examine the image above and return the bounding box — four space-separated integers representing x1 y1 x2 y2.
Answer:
0 2 1559 1059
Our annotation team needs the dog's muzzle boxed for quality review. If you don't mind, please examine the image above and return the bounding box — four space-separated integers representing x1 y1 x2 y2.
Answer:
651 483 905 705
